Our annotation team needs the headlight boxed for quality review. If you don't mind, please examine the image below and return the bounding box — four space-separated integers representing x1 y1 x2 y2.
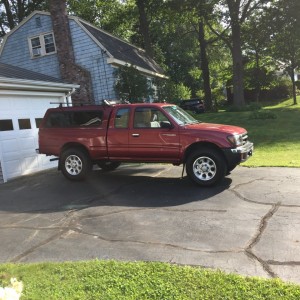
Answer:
227 134 244 147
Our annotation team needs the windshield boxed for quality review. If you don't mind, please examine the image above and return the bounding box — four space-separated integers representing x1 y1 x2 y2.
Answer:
163 105 199 125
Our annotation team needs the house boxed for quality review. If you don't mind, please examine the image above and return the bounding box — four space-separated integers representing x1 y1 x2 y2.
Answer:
0 63 79 183
0 10 166 183
0 11 166 104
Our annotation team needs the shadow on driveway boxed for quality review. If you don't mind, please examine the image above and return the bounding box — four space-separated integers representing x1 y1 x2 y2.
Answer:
0 164 232 214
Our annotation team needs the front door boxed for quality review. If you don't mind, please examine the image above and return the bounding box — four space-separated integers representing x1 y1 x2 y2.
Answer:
128 107 180 161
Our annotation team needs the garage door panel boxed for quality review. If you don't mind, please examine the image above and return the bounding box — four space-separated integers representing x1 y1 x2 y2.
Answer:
19 136 36 150
4 159 21 178
0 94 66 181
1 139 19 154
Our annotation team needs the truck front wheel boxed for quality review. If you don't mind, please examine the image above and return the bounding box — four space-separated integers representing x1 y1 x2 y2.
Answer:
61 148 91 181
186 148 227 187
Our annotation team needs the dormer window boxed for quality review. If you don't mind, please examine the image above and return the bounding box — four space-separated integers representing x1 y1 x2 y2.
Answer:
29 32 56 58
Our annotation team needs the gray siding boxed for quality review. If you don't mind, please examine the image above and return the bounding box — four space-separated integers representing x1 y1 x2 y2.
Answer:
0 14 61 79
69 19 117 103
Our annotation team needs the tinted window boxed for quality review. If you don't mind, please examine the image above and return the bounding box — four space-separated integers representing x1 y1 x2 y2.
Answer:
115 108 130 128
18 119 31 130
46 111 103 128
0 119 13 131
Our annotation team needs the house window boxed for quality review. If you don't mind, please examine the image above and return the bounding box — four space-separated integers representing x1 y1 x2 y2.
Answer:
29 32 56 58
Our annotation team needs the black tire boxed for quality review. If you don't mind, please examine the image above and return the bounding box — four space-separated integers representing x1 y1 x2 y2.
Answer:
186 148 227 187
60 148 91 181
97 161 121 172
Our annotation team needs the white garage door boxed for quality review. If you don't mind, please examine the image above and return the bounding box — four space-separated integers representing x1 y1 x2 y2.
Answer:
0 94 65 182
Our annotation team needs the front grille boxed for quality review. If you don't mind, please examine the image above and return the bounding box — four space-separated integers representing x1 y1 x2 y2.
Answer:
242 133 248 145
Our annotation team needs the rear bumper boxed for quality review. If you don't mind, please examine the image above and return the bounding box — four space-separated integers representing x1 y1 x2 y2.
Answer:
222 142 254 167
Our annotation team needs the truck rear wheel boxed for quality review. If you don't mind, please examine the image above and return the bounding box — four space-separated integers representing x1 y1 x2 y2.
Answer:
61 148 91 181
186 148 227 187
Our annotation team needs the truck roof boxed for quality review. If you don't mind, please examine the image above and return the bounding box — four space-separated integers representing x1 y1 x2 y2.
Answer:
46 102 172 112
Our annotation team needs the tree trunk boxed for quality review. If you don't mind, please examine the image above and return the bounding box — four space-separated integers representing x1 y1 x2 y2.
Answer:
231 20 245 107
2 0 15 29
198 18 212 111
254 51 261 102
226 0 245 108
136 0 153 58
49 0 94 103
290 66 297 105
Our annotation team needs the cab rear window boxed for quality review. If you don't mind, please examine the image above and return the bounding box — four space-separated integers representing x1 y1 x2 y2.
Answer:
45 111 103 128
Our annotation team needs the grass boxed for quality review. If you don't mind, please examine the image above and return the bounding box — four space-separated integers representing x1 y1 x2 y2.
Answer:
1 260 300 299
1 98 300 299
197 98 300 167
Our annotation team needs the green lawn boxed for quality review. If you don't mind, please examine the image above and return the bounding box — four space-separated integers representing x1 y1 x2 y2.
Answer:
1 260 300 299
198 98 300 167
1 98 300 299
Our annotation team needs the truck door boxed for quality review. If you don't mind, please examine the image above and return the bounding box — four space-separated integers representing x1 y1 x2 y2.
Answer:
128 107 180 161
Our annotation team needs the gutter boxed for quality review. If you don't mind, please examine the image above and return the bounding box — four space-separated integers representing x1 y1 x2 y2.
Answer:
107 58 168 79
0 76 80 92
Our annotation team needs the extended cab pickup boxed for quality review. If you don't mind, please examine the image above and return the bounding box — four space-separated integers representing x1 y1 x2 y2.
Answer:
38 102 253 186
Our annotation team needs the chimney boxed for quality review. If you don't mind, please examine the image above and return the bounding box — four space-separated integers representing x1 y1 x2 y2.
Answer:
49 0 94 103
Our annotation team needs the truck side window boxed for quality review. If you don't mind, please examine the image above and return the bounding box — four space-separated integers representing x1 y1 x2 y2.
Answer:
46 111 103 128
134 108 168 128
115 108 130 128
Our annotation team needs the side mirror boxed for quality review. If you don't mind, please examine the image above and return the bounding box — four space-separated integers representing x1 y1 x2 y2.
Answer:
160 121 173 129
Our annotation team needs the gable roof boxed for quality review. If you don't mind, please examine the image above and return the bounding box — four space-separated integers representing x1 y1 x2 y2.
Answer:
78 21 165 77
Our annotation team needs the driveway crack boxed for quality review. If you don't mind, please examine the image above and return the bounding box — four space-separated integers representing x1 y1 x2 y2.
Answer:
245 202 281 278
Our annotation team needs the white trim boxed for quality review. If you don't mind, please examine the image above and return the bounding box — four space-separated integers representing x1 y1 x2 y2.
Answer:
107 58 168 79
0 89 68 97
28 31 57 58
0 77 79 92
70 17 114 59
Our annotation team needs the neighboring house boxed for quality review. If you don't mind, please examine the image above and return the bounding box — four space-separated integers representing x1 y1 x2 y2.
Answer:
0 11 166 103
0 63 79 183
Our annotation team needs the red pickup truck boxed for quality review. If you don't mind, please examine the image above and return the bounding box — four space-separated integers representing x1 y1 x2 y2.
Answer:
38 102 253 186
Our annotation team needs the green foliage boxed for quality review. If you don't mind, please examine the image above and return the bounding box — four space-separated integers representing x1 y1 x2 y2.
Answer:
155 79 191 103
1 260 300 299
114 64 153 102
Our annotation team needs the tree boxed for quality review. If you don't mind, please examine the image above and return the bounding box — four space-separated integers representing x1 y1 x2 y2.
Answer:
0 0 48 38
269 0 300 105
243 13 274 101
114 64 153 102
212 0 270 107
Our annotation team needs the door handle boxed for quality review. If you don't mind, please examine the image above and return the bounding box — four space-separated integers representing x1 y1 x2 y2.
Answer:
132 133 140 137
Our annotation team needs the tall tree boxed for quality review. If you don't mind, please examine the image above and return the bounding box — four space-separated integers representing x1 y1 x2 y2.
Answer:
212 0 270 107
135 0 153 57
270 0 300 105
0 0 48 37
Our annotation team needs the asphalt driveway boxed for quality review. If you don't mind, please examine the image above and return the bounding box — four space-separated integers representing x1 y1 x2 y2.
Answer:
0 164 300 284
